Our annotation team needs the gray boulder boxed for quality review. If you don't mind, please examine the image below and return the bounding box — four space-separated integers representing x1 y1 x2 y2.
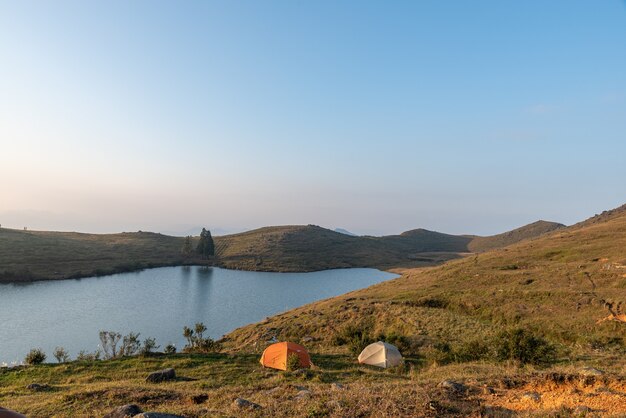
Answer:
233 398 261 409
293 390 312 401
26 383 50 391
521 392 541 402
438 380 466 393
146 368 176 383
579 367 604 376
104 404 143 418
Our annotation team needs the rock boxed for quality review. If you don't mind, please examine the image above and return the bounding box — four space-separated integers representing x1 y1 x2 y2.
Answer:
326 400 344 409
26 383 50 391
188 394 208 404
579 367 604 376
294 389 312 401
104 404 143 418
146 368 176 383
132 414 185 418
438 380 466 392
233 398 261 409
521 392 541 402
573 405 593 414
331 382 345 391
301 336 315 343
482 386 495 395
294 385 308 391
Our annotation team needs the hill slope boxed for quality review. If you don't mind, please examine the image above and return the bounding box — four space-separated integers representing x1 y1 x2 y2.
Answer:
0 218 564 282
224 204 626 360
214 221 564 272
0 229 193 282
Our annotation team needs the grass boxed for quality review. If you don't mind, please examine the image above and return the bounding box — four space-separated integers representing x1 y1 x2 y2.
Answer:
0 229 203 282
1 205 625 416
4 351 626 417
0 220 562 282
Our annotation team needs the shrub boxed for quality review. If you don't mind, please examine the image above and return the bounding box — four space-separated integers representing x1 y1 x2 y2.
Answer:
120 332 141 356
332 324 374 355
286 353 302 371
164 344 177 354
76 350 101 362
25 348 46 365
494 328 555 365
53 346 69 363
182 322 220 353
451 339 489 363
99 330 122 359
140 337 159 356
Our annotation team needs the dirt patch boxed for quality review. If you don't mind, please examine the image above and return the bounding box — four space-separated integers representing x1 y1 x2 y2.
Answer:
478 373 626 414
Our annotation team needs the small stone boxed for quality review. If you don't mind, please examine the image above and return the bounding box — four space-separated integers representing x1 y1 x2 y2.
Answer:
146 368 176 383
438 380 466 392
301 336 315 343
233 398 261 409
294 385 308 391
521 392 541 402
189 394 208 404
331 382 345 391
293 389 312 401
104 404 143 418
573 405 592 414
326 400 344 409
482 386 495 395
26 383 50 391
579 367 604 376
132 414 184 418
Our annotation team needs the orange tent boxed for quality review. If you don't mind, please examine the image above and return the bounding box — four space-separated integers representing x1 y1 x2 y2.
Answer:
259 342 311 371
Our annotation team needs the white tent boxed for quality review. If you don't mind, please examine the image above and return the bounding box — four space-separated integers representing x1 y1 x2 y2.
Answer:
357 341 403 368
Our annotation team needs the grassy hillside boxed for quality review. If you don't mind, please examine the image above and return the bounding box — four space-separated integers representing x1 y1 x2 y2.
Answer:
224 205 626 359
0 229 197 283
213 225 465 272
467 220 564 252
214 221 563 272
0 219 563 282
1 206 625 417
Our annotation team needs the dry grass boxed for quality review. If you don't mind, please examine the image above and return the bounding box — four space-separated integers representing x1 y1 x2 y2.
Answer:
0 229 199 282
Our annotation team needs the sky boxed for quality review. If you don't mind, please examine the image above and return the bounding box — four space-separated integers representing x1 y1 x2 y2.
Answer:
1 1 625 236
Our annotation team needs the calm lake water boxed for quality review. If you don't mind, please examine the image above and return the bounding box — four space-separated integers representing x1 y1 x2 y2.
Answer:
0 266 397 364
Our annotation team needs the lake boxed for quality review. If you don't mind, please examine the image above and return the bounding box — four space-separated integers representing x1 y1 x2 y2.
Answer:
0 266 397 364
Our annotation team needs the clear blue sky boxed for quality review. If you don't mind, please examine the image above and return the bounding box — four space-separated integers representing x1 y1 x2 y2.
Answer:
1 1 625 235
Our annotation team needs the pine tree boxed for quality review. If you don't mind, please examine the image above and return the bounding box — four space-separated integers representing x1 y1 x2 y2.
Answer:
181 236 193 258
196 228 215 259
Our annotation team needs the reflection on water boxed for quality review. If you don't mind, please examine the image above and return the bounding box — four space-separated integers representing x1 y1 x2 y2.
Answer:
0 266 397 364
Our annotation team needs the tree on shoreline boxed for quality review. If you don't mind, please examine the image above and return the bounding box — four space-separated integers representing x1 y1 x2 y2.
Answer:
196 228 215 259
181 236 193 259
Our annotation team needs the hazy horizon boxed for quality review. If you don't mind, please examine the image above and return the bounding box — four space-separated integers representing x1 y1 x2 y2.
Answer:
2 1 625 236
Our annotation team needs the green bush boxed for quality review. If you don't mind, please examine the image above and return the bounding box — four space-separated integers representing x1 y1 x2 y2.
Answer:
76 350 101 362
286 353 302 371
331 324 374 355
53 346 69 363
25 348 46 365
164 344 177 354
494 328 555 365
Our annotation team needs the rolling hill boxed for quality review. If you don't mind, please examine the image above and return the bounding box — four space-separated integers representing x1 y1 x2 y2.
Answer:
213 221 564 272
0 219 564 282
223 204 626 358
